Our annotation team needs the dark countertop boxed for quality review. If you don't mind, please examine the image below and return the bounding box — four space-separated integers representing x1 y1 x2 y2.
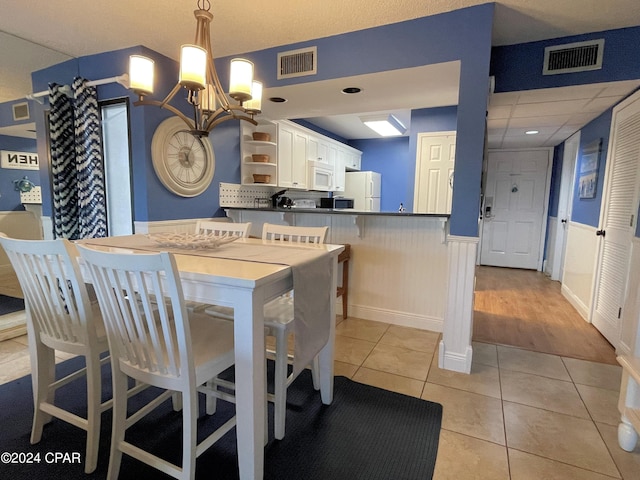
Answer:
223 207 450 218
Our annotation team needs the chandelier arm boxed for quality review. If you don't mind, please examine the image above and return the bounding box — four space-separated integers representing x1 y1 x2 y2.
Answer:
205 113 257 133
202 105 256 131
134 98 196 130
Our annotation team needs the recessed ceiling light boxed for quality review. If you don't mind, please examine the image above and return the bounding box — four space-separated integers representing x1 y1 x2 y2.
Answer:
269 97 287 103
525 130 539 135
342 87 362 94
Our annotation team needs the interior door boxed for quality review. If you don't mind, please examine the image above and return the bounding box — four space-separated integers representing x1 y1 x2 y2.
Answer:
591 91 640 348
413 132 456 214
480 149 551 269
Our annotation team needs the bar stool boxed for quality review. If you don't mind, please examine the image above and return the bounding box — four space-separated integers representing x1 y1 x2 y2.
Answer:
337 244 350 319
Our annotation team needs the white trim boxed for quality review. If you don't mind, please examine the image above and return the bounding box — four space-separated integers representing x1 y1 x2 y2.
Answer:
345 302 443 332
440 235 478 373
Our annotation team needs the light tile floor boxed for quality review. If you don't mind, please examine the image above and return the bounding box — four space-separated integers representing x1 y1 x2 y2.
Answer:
2 316 640 479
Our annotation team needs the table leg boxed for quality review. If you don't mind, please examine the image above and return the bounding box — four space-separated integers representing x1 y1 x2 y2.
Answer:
233 289 266 480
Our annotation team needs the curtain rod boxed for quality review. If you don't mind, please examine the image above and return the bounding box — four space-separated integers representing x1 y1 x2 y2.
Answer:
26 74 129 104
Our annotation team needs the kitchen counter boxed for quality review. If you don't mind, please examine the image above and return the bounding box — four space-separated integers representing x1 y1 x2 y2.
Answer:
223 207 450 218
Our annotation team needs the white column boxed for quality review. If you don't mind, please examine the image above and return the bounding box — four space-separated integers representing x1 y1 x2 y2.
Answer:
439 234 478 373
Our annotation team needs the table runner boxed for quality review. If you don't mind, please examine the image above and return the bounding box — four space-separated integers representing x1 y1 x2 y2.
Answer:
80 235 333 376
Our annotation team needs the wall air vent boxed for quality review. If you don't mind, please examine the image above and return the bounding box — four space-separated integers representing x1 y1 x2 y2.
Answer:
277 47 317 80
543 39 604 75
12 102 30 121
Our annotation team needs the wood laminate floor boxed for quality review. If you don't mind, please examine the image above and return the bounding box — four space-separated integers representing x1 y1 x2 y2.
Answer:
473 266 617 365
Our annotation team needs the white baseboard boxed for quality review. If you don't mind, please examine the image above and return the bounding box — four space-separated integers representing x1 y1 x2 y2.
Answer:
561 284 590 322
341 300 443 332
439 340 473 373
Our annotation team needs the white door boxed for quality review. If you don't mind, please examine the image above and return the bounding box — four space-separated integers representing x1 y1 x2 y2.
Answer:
414 132 456 214
591 91 640 348
480 149 552 269
552 132 580 281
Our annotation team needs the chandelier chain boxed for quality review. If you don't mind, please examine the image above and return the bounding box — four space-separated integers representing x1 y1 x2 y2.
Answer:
198 0 211 12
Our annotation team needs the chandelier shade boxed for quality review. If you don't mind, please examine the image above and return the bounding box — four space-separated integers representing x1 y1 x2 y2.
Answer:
128 0 261 137
129 55 154 95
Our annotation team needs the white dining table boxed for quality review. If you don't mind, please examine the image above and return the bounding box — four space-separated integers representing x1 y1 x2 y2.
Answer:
77 234 344 480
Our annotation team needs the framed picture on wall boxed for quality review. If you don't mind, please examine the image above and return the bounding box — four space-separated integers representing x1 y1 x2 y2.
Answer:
578 139 602 199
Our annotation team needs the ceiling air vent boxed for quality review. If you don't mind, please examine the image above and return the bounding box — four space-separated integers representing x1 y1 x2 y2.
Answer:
277 47 317 80
543 39 604 75
12 102 30 121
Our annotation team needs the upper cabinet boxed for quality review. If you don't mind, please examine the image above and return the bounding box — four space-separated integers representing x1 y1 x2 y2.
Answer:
240 121 278 187
343 148 361 171
240 119 361 192
277 121 308 190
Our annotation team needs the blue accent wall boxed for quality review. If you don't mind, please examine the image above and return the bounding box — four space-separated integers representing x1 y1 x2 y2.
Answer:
349 137 410 212
217 4 494 237
8 4 495 237
491 26 640 93
548 144 564 218
570 109 612 227
0 135 38 211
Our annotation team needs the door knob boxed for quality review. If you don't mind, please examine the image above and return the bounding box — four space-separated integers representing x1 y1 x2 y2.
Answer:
596 229 606 237
561 219 567 224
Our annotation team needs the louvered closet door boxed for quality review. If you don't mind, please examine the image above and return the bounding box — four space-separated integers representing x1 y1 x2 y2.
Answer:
591 91 640 348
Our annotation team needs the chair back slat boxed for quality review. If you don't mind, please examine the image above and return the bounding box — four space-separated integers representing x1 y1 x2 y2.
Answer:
195 220 251 238
0 234 96 348
262 223 328 244
78 245 192 383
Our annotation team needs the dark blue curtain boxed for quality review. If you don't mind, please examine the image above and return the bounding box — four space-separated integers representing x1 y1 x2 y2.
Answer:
49 83 79 239
48 78 106 239
73 78 107 238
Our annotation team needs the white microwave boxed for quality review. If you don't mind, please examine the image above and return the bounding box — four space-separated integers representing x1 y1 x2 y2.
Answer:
308 160 333 191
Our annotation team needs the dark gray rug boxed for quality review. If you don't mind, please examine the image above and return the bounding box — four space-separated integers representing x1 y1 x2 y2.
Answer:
0 294 24 316
0 356 442 479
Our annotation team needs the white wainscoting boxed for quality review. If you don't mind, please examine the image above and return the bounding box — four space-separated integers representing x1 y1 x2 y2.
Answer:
133 217 229 235
439 235 478 374
620 237 640 356
229 211 449 331
0 210 43 272
561 221 598 321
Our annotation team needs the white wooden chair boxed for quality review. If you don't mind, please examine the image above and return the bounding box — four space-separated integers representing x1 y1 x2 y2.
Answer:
77 245 236 480
0 234 117 473
195 220 251 238
262 223 328 439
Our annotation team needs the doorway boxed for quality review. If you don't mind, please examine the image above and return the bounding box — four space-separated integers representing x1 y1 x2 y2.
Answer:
413 132 456 214
100 100 133 236
480 149 553 270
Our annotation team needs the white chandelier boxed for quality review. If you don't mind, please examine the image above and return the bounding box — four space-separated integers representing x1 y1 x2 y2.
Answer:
128 0 261 137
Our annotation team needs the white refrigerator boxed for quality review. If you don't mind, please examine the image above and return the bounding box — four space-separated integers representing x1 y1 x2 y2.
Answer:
344 171 381 212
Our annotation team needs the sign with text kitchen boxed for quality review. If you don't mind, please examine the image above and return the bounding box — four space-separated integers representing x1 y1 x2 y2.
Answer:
1 150 39 170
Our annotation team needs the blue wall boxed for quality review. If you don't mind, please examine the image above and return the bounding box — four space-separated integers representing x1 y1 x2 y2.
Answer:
217 4 494 236
0 135 38 211
349 137 409 212
491 26 640 93
570 109 612 227
348 106 458 212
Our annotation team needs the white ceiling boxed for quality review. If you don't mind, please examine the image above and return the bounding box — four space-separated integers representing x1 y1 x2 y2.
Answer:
1 0 640 147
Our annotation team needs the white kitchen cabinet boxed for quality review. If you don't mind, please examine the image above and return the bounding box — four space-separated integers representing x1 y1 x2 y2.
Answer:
332 144 346 192
277 122 308 189
343 149 361 171
240 121 278 187
308 135 330 164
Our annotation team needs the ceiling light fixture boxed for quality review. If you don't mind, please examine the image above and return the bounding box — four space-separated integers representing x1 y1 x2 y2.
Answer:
361 114 407 137
127 0 261 137
525 130 539 135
